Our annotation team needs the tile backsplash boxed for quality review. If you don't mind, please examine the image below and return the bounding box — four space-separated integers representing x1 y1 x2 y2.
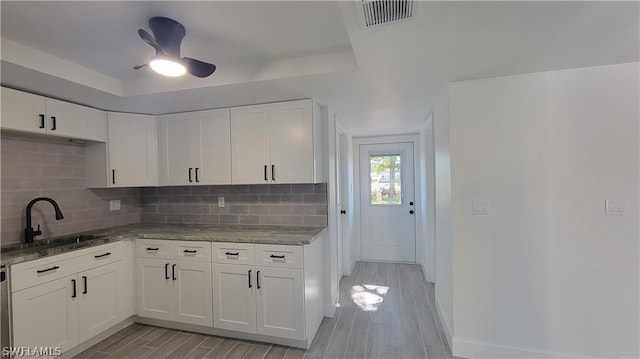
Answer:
1 133 141 245
140 184 327 227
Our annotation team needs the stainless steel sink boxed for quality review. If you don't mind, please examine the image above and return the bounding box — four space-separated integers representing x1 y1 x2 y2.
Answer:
0 234 107 253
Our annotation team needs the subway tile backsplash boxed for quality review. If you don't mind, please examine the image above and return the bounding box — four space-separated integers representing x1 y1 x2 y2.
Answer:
1 133 141 245
140 184 328 227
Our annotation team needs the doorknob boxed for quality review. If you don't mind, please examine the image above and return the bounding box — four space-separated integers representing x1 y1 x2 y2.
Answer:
340 210 346 215
409 210 414 215
409 201 414 206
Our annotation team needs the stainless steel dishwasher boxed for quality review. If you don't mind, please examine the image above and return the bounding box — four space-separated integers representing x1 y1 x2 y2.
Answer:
0 265 9 350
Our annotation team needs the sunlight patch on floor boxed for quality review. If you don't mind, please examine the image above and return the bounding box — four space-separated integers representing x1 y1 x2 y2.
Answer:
351 284 389 311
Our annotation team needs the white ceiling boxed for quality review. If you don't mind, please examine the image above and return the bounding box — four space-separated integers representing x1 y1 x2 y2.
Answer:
1 1 638 136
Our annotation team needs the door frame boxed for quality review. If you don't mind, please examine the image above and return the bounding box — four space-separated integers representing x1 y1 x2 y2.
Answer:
353 134 421 263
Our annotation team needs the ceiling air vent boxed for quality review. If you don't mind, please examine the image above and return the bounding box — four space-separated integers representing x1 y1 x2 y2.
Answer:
358 0 415 27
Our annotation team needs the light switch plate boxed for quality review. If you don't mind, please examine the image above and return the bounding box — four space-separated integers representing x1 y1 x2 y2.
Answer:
218 197 225 208
605 199 626 215
110 200 121 211
472 199 491 215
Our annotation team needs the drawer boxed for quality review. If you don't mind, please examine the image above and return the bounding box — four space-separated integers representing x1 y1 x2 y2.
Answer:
211 242 254 265
255 244 303 269
175 241 212 262
76 243 119 268
11 255 80 292
137 239 173 259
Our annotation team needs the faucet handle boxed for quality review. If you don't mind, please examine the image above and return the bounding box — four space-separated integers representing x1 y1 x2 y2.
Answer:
34 224 42 236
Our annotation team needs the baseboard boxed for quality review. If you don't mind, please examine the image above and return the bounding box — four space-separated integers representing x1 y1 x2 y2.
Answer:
453 338 581 359
434 294 453 351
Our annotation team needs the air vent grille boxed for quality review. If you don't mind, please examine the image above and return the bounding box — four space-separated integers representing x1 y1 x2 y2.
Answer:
361 0 414 27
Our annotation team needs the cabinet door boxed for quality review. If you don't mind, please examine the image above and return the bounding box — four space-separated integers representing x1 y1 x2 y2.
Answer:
136 258 174 321
45 98 107 141
159 115 198 185
256 267 304 340
198 109 231 185
269 100 313 184
173 260 213 326
108 113 157 187
12 275 79 351
212 263 256 333
77 262 122 341
1 87 46 134
231 104 271 184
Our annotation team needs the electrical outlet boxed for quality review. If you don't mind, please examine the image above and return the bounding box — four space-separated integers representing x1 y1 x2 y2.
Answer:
605 199 626 216
110 200 121 211
218 197 225 208
472 199 491 215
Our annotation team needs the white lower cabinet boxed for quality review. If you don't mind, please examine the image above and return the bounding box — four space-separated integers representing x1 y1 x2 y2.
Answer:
11 242 133 353
211 243 307 341
12 275 80 352
136 240 213 327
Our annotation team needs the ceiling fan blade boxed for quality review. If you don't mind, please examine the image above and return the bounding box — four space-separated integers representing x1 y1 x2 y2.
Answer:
138 29 165 56
149 17 185 57
133 63 148 70
183 57 216 78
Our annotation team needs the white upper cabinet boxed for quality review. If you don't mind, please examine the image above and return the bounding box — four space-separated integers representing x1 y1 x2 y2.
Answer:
1 87 107 141
231 99 323 185
159 108 231 185
86 112 158 188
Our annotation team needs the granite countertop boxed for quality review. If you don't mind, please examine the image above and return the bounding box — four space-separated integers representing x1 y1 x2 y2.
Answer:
0 224 327 266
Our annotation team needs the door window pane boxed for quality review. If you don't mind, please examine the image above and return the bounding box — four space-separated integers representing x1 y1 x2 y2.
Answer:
370 154 402 205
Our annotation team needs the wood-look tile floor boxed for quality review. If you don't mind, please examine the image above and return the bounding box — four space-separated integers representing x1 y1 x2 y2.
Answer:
74 262 458 359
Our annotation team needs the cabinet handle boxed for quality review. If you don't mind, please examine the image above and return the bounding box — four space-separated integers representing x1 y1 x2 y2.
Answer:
39 114 45 129
172 264 177 280
195 168 200 183
264 165 268 181
188 168 193 183
248 269 252 288
37 266 60 274
225 252 239 256
71 279 77 298
112 169 116 184
270 254 285 259
165 263 170 280
256 270 261 289
51 116 56 131
272 165 275 181
94 252 111 258
82 276 88 294
183 249 197 254
146 247 159 251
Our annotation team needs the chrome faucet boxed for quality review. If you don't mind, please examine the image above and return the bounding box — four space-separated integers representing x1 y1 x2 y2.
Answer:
24 197 64 243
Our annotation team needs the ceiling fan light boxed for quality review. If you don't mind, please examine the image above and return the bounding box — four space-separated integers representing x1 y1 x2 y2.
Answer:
149 57 186 77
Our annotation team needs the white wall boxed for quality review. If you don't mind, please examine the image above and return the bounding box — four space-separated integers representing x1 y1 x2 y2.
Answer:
449 62 639 358
418 116 437 282
433 92 454 347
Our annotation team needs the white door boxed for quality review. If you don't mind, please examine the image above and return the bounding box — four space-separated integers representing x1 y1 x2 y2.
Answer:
78 262 120 341
12 275 79 351
359 142 416 262
45 98 92 139
212 263 256 333
231 104 270 184
108 113 155 187
269 100 313 184
136 258 174 321
336 131 344 278
0 87 46 134
198 109 232 185
174 260 213 326
256 267 304 340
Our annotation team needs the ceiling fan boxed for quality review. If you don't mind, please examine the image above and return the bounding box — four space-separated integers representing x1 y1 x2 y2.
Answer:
134 16 216 78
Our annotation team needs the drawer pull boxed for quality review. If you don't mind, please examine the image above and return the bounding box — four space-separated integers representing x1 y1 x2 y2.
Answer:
183 249 197 254
146 247 159 251
225 252 239 256
37 266 60 274
94 252 111 258
270 255 286 259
